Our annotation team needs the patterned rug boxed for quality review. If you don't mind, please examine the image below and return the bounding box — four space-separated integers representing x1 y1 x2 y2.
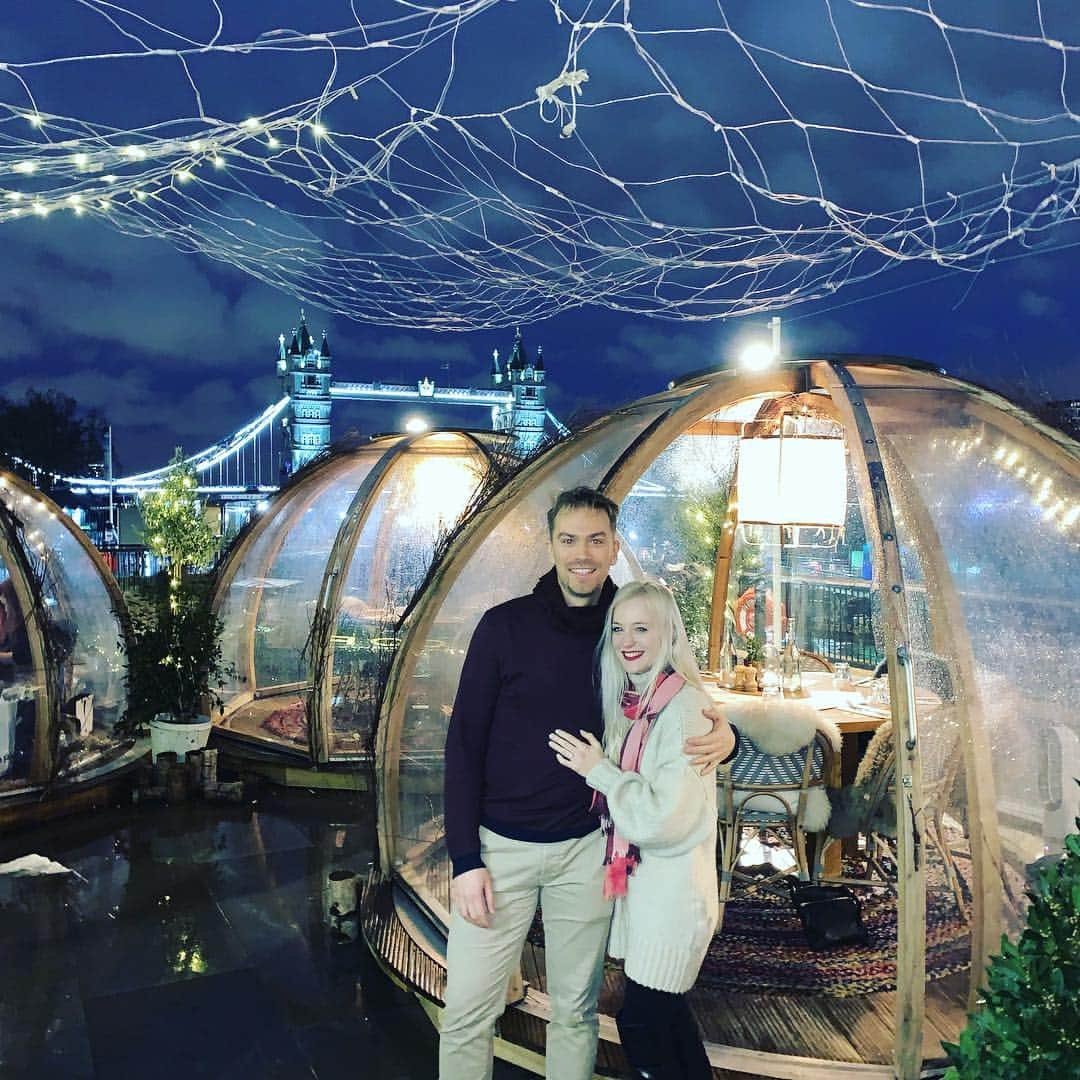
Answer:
695 857 974 997
527 855 979 998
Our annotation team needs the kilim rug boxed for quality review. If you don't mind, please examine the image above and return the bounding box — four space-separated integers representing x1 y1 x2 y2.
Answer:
696 857 974 997
527 855 982 998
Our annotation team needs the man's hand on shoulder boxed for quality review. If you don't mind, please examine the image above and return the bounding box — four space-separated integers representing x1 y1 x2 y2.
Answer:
684 703 736 775
451 867 496 928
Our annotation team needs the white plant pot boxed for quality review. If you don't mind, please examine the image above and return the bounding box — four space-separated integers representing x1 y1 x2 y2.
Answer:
149 713 213 762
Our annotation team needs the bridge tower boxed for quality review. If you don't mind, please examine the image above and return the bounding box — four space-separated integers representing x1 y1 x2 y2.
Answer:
492 328 547 455
278 311 333 478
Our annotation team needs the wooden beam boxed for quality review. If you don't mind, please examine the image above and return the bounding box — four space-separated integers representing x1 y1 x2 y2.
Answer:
707 498 738 670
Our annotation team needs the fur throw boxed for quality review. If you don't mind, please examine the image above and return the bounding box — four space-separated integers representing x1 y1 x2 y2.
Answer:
854 720 893 787
721 699 840 833
828 721 896 839
721 698 841 756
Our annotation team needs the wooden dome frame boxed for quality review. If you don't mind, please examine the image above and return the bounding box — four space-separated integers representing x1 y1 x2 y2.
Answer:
372 357 1080 1077
211 431 501 764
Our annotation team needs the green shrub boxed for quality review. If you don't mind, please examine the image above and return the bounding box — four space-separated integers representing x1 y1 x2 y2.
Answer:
943 811 1080 1079
120 573 229 727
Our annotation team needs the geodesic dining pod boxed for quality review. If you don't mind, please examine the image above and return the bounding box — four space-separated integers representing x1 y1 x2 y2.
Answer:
211 430 503 766
0 471 131 812
372 357 1080 1078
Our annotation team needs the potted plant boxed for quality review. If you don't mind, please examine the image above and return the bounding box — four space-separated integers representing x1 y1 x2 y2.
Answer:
124 450 224 761
122 574 230 761
743 631 764 667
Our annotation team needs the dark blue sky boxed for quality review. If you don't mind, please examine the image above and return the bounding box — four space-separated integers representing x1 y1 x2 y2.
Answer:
1 2 1077 471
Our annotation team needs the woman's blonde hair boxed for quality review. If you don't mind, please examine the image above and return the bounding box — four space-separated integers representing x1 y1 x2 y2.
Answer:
597 578 704 759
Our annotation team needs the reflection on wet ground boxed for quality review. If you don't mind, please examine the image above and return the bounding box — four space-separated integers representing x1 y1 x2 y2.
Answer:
0 783 528 1079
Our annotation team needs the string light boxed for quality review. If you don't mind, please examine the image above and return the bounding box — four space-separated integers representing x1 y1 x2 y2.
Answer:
0 3 1076 327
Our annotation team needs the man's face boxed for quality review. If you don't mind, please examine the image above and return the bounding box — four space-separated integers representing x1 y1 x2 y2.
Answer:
549 506 620 607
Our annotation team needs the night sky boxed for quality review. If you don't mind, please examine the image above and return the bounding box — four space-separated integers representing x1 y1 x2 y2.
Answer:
1 2 1077 473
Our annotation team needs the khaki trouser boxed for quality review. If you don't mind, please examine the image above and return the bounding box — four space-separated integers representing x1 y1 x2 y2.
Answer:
439 827 612 1080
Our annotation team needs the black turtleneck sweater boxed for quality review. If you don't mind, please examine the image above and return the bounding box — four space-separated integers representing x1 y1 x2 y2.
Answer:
444 568 617 877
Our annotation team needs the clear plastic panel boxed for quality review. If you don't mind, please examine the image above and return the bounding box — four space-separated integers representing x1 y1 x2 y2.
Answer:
618 428 739 664
842 362 957 391
391 404 670 920
864 385 1079 1017
0 554 37 790
329 435 488 756
216 450 385 747
32 504 127 767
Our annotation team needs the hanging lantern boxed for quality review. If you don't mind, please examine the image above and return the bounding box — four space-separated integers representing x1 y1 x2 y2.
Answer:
737 417 847 528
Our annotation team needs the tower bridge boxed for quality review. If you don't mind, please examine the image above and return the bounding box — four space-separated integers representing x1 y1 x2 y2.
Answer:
65 314 566 500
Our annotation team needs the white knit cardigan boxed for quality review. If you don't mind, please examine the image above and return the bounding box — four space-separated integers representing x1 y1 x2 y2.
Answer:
585 679 718 994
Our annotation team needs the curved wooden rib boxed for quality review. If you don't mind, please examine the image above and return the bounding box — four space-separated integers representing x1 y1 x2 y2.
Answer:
818 361 926 1080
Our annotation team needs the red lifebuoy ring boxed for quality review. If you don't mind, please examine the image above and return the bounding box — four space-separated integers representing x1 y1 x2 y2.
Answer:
734 586 787 638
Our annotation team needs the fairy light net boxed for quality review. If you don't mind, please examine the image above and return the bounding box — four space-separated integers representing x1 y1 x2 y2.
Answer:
1 1 1078 329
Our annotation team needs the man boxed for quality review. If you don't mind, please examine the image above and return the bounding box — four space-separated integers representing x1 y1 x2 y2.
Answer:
440 486 735 1080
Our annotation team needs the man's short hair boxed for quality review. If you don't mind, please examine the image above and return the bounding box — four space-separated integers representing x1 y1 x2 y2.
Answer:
546 486 619 537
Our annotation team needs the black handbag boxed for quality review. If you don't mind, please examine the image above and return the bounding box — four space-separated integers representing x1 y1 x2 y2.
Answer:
787 881 869 950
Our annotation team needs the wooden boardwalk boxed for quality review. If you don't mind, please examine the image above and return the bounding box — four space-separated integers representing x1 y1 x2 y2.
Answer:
360 875 966 1078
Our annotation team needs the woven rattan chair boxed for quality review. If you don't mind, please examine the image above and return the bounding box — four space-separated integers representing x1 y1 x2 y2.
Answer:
828 718 968 920
798 650 835 673
716 729 834 931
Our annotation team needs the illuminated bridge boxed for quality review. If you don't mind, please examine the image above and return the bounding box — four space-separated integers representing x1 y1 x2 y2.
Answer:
64 317 568 498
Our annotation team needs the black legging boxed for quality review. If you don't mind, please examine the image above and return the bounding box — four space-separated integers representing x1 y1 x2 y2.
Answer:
616 977 712 1080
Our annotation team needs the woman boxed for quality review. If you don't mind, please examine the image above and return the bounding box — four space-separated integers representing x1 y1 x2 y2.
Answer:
549 578 736 1079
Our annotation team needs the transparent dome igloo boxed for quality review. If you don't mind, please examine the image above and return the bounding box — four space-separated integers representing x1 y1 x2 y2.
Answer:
0 471 129 797
373 358 1079 1077
212 431 500 763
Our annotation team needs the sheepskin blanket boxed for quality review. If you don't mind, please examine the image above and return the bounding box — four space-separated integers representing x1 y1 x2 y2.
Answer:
722 698 841 756
721 698 840 833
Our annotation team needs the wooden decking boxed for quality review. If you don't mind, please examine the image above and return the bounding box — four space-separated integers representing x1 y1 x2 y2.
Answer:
524 937 965 1070
360 873 966 1079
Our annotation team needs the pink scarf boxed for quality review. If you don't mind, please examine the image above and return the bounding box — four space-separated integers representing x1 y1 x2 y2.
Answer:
594 669 685 898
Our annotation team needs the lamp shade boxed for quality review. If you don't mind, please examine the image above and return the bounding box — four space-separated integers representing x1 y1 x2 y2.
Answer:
737 436 846 526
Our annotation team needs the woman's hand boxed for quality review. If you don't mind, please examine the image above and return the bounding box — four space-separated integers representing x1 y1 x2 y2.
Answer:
548 729 605 777
684 704 736 775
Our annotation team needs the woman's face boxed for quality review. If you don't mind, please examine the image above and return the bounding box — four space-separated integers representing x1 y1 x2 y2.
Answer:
610 596 664 676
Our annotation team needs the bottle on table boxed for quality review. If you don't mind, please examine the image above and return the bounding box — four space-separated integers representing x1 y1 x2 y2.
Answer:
782 620 803 696
718 626 738 686
761 629 782 697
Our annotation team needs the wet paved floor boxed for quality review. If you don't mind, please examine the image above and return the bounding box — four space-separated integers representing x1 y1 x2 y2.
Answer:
0 784 530 1079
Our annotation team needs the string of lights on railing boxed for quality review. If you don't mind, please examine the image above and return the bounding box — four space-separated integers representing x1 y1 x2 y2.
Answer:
1 2 1078 327
932 431 1078 535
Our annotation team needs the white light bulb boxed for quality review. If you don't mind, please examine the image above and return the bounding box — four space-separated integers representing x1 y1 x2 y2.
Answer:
739 341 776 372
